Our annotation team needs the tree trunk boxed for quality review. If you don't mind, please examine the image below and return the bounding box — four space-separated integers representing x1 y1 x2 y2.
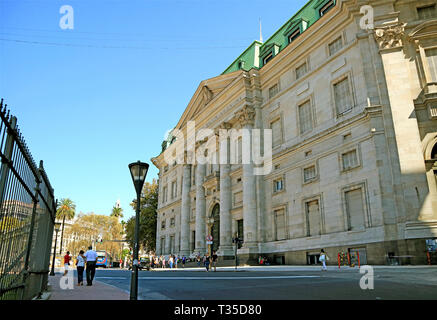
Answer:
60 216 65 255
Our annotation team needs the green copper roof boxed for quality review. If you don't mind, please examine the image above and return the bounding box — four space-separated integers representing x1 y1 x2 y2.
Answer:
222 0 336 75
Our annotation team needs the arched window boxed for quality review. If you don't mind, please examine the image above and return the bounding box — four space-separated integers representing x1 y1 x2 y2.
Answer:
431 143 437 160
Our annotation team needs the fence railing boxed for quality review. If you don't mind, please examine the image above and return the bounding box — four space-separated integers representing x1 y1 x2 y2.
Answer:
0 98 56 300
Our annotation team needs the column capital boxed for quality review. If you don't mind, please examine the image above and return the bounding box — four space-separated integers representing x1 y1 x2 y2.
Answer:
374 23 407 51
235 105 256 127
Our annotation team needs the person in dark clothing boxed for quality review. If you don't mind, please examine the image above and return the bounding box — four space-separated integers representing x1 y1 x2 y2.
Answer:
84 246 98 286
212 251 218 272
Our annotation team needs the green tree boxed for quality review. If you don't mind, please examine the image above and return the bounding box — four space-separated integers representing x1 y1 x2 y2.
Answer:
56 198 76 255
125 179 158 253
110 206 123 219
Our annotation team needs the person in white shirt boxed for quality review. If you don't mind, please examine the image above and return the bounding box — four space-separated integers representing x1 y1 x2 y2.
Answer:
84 246 98 286
76 250 86 286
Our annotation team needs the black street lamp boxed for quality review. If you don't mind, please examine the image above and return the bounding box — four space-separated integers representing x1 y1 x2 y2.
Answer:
128 161 149 300
50 222 62 276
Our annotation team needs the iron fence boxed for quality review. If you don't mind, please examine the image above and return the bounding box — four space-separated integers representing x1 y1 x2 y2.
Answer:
0 98 56 300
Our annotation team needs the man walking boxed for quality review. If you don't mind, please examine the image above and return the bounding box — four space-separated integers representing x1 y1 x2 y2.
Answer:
84 246 98 286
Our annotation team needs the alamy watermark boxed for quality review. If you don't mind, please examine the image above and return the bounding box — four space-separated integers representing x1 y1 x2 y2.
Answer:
162 121 273 176
359 265 374 290
360 5 374 30
59 5 74 30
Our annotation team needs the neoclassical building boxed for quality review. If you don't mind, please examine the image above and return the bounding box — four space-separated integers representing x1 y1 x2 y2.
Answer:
152 0 437 265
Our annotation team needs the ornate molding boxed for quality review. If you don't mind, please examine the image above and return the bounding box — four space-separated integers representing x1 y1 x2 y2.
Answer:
234 105 256 127
374 23 407 51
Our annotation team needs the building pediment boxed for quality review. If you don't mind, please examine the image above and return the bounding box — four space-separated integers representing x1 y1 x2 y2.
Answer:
175 72 241 130
409 20 437 40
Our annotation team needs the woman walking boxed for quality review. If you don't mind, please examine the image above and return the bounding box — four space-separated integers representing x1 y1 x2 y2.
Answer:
319 249 329 271
169 255 174 269
63 251 71 276
76 250 86 286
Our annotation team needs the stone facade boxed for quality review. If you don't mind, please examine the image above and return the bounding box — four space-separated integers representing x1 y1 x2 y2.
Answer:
152 0 437 265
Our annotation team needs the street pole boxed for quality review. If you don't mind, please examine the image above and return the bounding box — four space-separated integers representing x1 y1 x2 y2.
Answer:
130 191 141 300
50 229 59 276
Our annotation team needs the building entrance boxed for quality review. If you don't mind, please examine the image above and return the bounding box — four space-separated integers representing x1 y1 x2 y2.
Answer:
210 204 220 253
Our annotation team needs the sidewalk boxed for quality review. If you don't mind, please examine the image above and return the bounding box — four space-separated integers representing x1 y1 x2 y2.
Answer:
47 273 129 300
150 264 437 272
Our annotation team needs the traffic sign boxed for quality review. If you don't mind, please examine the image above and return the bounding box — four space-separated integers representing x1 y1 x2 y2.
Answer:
206 235 213 241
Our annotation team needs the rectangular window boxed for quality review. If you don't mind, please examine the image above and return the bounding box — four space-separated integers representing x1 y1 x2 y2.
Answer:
162 186 168 203
306 200 321 237
342 149 359 170
334 77 353 115
345 188 366 230
418 5 436 20
161 219 166 230
426 48 437 82
329 37 343 56
271 119 282 147
304 165 317 183
320 0 335 16
170 217 175 227
234 192 243 207
160 237 165 255
298 100 313 134
273 178 284 193
171 181 177 199
274 209 286 240
288 29 300 43
269 83 279 99
263 52 273 65
170 235 175 253
296 62 308 80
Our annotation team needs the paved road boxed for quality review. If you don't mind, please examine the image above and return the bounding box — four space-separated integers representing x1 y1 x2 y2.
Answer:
75 266 437 300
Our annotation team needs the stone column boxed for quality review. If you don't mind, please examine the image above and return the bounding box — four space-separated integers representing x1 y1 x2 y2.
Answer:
218 122 234 256
180 164 191 256
195 163 206 254
235 105 258 251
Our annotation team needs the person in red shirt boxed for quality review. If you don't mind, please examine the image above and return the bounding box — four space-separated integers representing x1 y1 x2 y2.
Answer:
63 251 71 276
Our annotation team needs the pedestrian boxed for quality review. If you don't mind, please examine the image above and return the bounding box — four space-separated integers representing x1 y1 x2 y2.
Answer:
320 249 329 271
197 255 201 267
175 255 178 269
84 245 98 286
182 256 186 268
63 251 71 276
119 258 122 269
76 250 85 286
204 254 211 272
169 255 174 269
212 251 218 272
162 256 166 269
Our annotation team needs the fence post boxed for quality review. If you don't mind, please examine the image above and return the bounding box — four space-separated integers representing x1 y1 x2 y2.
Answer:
0 116 17 206
23 161 52 299
337 253 341 269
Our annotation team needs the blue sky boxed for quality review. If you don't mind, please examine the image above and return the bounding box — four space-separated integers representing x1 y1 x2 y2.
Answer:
0 0 307 220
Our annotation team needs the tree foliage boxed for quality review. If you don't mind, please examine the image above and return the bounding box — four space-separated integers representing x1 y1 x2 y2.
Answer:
110 206 123 219
63 212 124 260
125 179 158 253
56 198 76 254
